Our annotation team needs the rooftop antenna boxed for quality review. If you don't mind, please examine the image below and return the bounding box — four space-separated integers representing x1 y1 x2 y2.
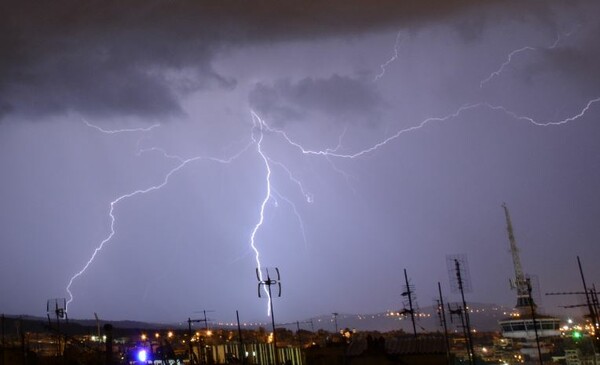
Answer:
46 298 68 356
193 309 215 363
502 203 536 311
186 315 209 365
545 256 600 349
257 267 281 365
193 310 215 333
401 268 418 339
332 313 339 333
526 278 544 365
93 312 100 341
447 255 474 365
436 282 451 365
447 302 471 365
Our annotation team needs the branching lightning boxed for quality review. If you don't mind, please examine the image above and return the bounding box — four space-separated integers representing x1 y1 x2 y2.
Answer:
66 121 252 311
374 31 404 82
271 188 308 249
480 27 579 88
267 157 313 204
260 99 600 161
66 25 598 320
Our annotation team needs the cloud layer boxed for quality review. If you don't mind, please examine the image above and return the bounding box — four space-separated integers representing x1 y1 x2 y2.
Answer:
1 0 555 120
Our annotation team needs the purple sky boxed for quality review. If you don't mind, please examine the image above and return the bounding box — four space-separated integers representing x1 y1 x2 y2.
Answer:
1 0 599 326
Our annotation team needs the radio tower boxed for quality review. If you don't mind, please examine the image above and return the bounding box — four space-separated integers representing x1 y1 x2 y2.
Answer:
502 203 535 311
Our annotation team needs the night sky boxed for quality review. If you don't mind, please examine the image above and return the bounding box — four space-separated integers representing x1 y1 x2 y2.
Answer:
1 1 599 325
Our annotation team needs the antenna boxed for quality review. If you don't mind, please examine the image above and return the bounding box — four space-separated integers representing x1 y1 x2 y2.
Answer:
256 267 281 365
46 298 68 356
545 256 600 349
437 282 451 364
446 256 474 365
93 312 100 349
446 254 472 293
401 268 418 339
332 313 339 333
192 310 215 331
186 316 209 365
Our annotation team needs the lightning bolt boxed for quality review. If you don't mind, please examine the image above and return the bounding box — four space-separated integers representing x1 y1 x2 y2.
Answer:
260 98 600 161
66 121 252 311
70 114 317 317
374 31 404 82
82 118 160 133
248 111 275 315
267 157 313 204
68 41 599 318
480 27 579 88
271 188 308 249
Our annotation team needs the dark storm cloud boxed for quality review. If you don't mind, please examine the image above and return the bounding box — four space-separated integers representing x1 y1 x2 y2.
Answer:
0 0 554 120
249 75 382 124
527 22 600 95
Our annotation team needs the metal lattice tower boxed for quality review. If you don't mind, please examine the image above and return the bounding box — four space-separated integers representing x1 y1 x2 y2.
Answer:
502 203 535 310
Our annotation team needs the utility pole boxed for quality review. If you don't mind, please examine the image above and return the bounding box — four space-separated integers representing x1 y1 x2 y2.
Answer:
257 267 281 365
0 313 6 365
1 313 5 365
236 311 245 365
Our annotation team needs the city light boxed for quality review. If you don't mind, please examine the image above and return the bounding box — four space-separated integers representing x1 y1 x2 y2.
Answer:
137 349 147 362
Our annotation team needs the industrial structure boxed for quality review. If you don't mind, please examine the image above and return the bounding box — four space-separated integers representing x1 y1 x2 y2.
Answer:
498 204 561 359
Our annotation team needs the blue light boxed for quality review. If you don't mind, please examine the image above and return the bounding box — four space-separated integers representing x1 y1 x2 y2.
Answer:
137 349 147 362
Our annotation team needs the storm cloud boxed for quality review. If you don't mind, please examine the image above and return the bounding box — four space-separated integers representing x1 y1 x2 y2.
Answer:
249 75 383 125
0 0 566 120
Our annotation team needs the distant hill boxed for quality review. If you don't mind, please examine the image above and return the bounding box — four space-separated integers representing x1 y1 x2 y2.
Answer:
3 303 555 335
302 303 517 333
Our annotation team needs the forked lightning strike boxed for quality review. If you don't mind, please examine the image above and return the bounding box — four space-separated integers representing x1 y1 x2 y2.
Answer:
68 59 599 316
69 116 315 316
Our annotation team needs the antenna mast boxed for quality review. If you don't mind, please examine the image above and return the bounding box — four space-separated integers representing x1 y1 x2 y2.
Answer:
502 203 535 310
